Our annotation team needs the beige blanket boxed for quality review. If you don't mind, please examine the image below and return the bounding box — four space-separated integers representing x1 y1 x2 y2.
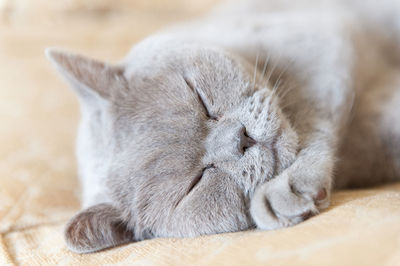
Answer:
1 1 399 265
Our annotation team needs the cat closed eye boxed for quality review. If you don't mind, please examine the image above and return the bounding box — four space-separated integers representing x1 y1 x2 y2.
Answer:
184 77 218 121
187 164 215 194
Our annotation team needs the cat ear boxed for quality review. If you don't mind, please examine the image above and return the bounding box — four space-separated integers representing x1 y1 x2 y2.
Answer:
64 203 134 253
45 48 126 103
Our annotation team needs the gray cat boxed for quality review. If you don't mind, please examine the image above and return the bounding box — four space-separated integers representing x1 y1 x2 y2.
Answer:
46 0 400 253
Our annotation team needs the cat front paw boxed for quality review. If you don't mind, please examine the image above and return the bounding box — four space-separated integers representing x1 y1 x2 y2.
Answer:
250 172 330 230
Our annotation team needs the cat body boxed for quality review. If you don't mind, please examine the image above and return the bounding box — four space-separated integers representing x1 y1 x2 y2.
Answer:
46 0 400 253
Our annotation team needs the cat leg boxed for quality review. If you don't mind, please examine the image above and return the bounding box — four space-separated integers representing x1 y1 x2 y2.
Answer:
251 120 337 229
250 38 355 229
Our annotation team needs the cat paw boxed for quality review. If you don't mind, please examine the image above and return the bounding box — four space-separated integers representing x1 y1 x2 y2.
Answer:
250 172 330 230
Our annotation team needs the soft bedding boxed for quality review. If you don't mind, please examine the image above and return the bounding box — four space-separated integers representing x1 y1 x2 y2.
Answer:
1 1 399 265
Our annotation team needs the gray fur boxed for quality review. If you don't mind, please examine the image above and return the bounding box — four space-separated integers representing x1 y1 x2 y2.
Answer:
46 0 400 253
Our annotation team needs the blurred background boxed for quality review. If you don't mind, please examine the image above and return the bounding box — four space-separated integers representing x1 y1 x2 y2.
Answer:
2 1 400 265
0 0 220 61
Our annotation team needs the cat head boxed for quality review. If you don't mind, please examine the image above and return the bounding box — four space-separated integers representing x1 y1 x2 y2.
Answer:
47 37 298 253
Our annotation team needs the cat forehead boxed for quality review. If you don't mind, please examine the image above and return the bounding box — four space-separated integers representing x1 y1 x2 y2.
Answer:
118 42 253 111
122 38 243 82
109 43 252 118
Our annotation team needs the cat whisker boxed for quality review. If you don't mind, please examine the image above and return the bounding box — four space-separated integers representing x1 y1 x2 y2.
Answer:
253 49 261 91
265 70 284 106
265 51 286 85
264 61 276 86
272 58 293 94
271 78 283 104
278 83 298 101
259 53 271 85
280 99 298 110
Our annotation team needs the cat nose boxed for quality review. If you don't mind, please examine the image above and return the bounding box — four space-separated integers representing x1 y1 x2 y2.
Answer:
204 121 257 162
239 126 256 154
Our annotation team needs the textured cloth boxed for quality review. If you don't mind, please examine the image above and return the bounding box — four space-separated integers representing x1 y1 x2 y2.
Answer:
1 1 400 265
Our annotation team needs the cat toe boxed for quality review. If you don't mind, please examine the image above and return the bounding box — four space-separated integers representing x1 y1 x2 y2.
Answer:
250 177 321 230
315 188 327 201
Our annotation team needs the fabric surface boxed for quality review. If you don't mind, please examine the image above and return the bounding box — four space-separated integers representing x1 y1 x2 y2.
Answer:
1 1 400 265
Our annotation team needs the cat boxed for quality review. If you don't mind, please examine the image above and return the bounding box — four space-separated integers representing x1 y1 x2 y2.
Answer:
46 0 400 253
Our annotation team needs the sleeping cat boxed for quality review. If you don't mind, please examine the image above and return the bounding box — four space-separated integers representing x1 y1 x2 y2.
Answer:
46 0 400 253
